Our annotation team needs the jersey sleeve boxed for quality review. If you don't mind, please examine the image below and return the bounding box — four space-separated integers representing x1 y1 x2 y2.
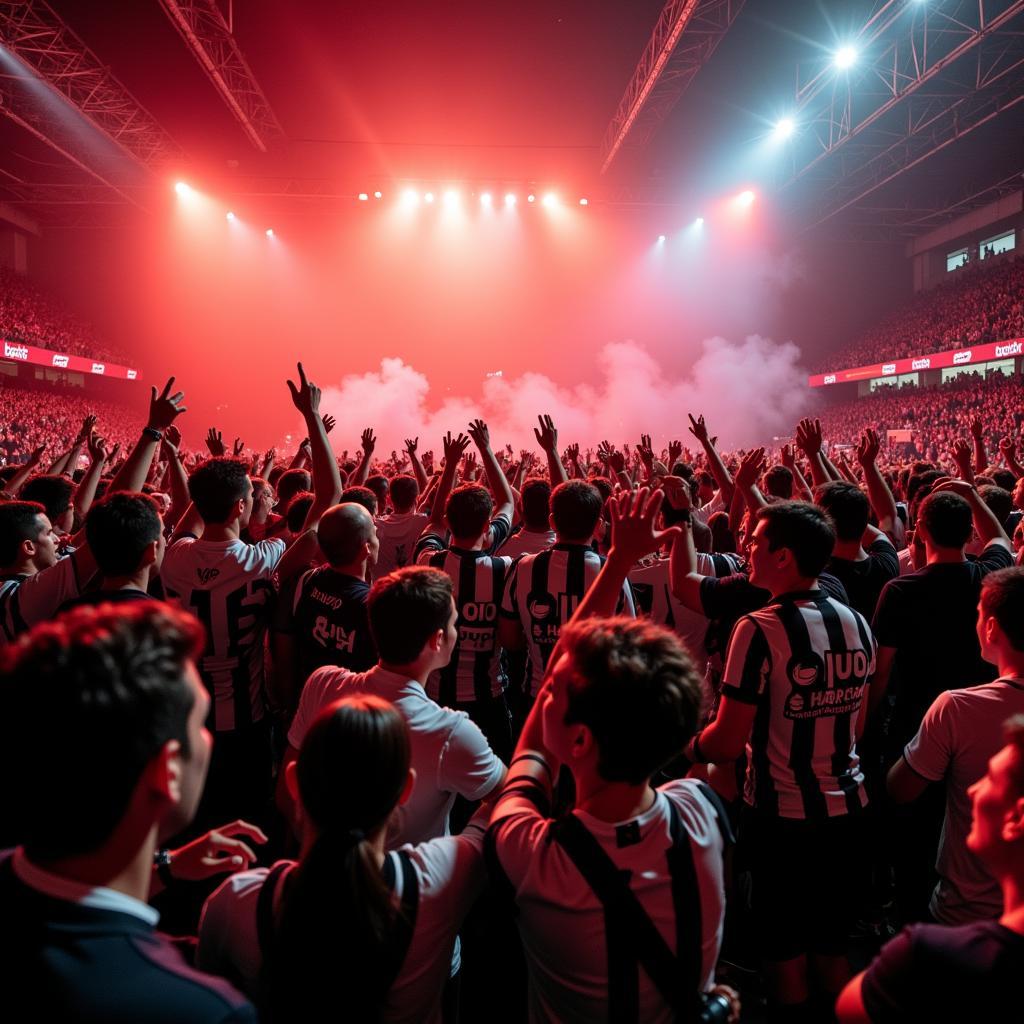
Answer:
1 555 81 637
245 538 286 576
484 512 512 554
977 542 1014 574
414 530 446 560
720 615 772 704
487 803 551 890
902 691 955 782
437 713 505 801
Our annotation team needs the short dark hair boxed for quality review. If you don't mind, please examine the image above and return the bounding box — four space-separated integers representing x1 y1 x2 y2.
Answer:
551 480 603 541
188 457 250 523
0 500 46 566
286 491 315 534
561 617 703 784
86 492 162 576
980 568 1024 652
340 485 377 516
587 476 613 504
978 485 1013 530
814 480 870 542
520 478 551 531
707 510 736 554
277 469 311 508
764 465 794 500
20 474 74 526
756 500 836 578
990 468 1017 492
389 474 419 512
367 567 452 664
446 484 493 539
366 475 389 509
0 603 203 860
918 491 972 549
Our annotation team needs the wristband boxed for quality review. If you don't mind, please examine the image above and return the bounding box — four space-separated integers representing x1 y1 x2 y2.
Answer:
153 848 175 886
142 427 163 443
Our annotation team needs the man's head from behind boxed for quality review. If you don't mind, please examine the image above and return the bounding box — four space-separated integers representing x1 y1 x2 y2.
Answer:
318 502 379 570
86 492 164 581
763 465 794 501
446 483 493 542
366 474 389 512
0 603 210 862
977 568 1024 666
367 566 456 669
20 474 75 535
188 457 252 527
967 715 1024 877
389 474 419 514
0 500 59 572
541 617 703 785
917 490 972 552
814 480 870 543
276 468 311 510
520 478 552 532
340 485 377 517
550 480 603 543
749 500 835 593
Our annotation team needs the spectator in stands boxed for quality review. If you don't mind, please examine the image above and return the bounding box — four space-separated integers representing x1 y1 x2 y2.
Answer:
500 477 555 558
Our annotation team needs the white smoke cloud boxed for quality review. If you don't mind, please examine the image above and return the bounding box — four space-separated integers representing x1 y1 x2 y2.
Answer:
316 336 813 458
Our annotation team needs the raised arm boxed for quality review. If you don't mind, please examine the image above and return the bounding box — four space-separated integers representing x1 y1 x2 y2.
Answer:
932 477 1009 551
734 446 768 515
856 428 898 534
780 443 814 502
351 428 375 486
534 413 568 486
467 419 514 522
795 417 831 488
998 435 1024 479
71 430 109 528
5 445 46 496
688 414 735 507
404 436 429 492
426 431 471 530
289 363 342 531
109 378 187 496
159 425 190 531
951 438 976 488
970 417 988 475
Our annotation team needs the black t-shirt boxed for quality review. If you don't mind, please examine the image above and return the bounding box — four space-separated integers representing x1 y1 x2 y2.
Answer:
57 588 156 614
872 543 1013 748
826 537 900 621
861 920 1024 1022
288 566 377 680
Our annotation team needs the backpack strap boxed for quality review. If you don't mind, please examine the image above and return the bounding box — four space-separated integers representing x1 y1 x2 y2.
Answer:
382 849 420 987
255 862 292 958
551 800 705 1023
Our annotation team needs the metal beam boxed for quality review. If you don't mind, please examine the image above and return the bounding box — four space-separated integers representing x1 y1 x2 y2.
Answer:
157 0 284 152
599 0 745 175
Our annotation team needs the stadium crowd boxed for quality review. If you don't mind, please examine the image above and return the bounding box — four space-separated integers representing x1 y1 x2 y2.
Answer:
812 252 1024 372
0 265 130 364
1 353 1023 1024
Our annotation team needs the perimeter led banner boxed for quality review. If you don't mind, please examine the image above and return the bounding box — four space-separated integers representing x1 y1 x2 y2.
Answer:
1 338 141 381
808 338 1023 387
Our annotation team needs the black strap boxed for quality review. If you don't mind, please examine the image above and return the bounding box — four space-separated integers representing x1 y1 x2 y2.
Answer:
256 862 292 958
551 801 705 1023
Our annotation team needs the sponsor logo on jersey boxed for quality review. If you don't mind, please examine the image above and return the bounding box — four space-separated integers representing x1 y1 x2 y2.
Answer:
823 374 836 385
995 341 1022 358
953 350 972 365
911 357 930 370
52 354 69 368
197 567 220 584
313 616 356 651
461 600 497 623
4 342 28 360
784 649 870 719
882 363 896 375
91 362 105 374
310 586 344 611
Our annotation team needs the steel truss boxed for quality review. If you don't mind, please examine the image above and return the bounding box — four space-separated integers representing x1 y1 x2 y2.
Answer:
599 0 745 175
0 1 180 173
779 0 1024 232
157 0 283 152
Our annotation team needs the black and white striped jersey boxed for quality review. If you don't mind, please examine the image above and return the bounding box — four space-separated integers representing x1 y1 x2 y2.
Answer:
416 545 513 705
0 557 81 644
501 542 636 696
721 588 876 820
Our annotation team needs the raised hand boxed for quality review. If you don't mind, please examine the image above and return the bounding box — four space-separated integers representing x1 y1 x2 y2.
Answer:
148 377 186 431
795 417 823 456
263 447 276 465
661 473 692 511
321 413 335 434
77 413 98 442
405 436 418 454
360 428 376 456
668 438 683 465
232 437 245 457
780 443 795 468
735 446 766 490
105 442 121 467
969 417 984 440
609 487 680 565
638 434 654 467
87 431 108 464
286 362 321 419
565 442 580 464
462 450 478 480
999 436 1018 463
467 418 492 451
597 440 614 465
951 438 973 475
27 444 46 467
442 431 471 464
687 413 711 445
856 427 881 467
160 425 180 462
205 428 225 457
534 414 558 453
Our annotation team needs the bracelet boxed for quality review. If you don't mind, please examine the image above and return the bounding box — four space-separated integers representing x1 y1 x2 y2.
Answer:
153 848 175 887
142 427 163 443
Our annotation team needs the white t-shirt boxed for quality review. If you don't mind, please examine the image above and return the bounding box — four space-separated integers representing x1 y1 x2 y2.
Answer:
197 821 487 1024
288 665 504 846
373 512 429 579
903 677 1024 924
490 778 728 1023
162 535 284 731
499 529 556 560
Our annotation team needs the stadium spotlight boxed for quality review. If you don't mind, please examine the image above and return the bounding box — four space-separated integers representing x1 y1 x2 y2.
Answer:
265 228 274 237
358 192 369 201
579 197 589 206
401 188 419 205
443 189 459 206
542 193 557 208
527 193 536 203
657 234 666 243
504 192 517 206
480 192 492 206
834 45 857 70
174 181 190 196
694 216 704 227
774 117 795 140
737 189 755 206
374 190 382 199
424 191 435 203
226 211 236 222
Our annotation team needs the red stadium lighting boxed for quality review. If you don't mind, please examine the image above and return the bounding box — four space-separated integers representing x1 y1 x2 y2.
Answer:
527 194 536 203
541 193 557 208
737 189 755 206
504 193 517 206
174 181 191 196
424 192 435 203
578 197 589 206
226 211 236 222
480 192 492 206
657 234 666 243
443 189 459 206
401 188 419 205
265 228 274 238
374 191 382 199
358 192 369 201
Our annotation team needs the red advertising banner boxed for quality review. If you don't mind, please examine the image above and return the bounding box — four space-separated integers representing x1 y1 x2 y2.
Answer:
1 338 141 381
808 338 1023 388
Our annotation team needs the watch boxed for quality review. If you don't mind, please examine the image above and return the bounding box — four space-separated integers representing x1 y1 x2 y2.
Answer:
142 427 163 443
153 848 175 886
